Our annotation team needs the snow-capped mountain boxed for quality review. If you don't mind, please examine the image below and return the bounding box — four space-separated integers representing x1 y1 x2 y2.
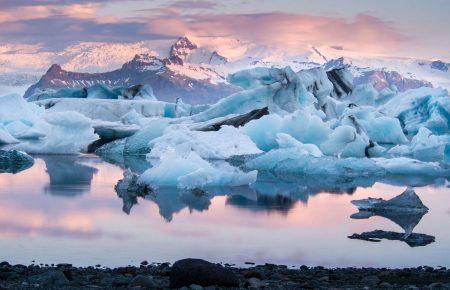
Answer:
24 52 238 104
3 36 449 103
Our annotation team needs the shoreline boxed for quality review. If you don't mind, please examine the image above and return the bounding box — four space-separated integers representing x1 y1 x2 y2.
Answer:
1 259 449 289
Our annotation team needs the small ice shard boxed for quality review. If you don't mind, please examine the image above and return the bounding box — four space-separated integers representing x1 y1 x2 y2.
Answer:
0 149 34 174
348 230 435 247
115 169 153 214
351 188 429 213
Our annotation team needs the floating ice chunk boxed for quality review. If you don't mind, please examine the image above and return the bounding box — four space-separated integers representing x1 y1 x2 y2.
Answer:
228 67 285 89
387 127 448 161
120 110 143 126
87 84 117 99
379 87 450 135
351 188 429 212
320 125 359 157
139 149 257 188
373 157 447 176
410 127 447 160
0 94 48 134
346 84 378 106
4 121 45 140
0 149 34 173
445 144 450 164
34 98 168 122
15 111 98 154
245 149 383 176
359 116 408 144
148 125 261 159
340 105 407 144
242 110 331 151
0 125 19 144
276 133 323 157
122 119 170 155
191 85 275 122
388 145 411 156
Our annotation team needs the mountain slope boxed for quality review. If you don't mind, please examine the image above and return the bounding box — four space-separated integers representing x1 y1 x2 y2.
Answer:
24 54 239 104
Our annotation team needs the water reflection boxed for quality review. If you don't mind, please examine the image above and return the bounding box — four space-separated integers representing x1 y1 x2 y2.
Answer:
42 156 97 197
349 189 435 247
1 154 449 267
114 162 448 222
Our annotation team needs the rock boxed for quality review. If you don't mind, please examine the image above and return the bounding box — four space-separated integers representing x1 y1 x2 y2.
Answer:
428 282 443 288
0 150 34 174
246 277 267 288
28 270 70 287
361 275 380 285
130 275 156 288
379 281 393 288
243 270 263 279
189 284 204 290
112 275 131 287
170 259 239 288
140 260 149 266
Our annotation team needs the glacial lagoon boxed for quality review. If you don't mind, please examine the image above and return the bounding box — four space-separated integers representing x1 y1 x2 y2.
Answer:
0 155 449 268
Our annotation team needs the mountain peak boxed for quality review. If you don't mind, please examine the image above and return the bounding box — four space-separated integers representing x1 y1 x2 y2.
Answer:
168 36 198 65
47 64 63 73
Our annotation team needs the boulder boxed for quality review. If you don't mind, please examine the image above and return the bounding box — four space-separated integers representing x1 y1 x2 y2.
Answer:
170 259 239 288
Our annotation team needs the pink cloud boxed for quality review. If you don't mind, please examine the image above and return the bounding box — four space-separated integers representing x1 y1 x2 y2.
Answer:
145 12 408 54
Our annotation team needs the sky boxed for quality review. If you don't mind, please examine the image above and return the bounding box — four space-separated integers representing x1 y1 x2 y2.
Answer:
0 0 449 61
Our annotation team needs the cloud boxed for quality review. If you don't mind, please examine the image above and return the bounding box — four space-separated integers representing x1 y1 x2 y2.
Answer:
166 0 220 10
0 0 407 56
143 11 408 54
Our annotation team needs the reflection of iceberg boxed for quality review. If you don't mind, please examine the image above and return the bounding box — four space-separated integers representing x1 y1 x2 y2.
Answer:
42 156 98 197
115 169 152 214
348 230 435 247
226 194 296 214
349 188 435 247
112 161 448 222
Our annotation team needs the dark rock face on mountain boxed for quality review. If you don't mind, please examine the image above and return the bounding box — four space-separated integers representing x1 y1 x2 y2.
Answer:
430 60 449 72
168 36 198 65
354 70 432 92
24 53 239 105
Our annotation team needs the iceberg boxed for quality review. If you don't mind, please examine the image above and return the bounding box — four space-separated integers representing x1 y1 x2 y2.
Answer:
28 84 157 101
351 188 429 213
15 111 98 155
379 87 450 135
139 149 257 189
148 125 262 159
0 125 19 144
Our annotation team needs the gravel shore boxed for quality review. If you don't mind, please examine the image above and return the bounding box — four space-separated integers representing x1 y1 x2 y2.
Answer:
1 259 450 289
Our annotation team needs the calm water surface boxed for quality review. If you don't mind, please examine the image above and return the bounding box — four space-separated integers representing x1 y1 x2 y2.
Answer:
0 155 449 268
